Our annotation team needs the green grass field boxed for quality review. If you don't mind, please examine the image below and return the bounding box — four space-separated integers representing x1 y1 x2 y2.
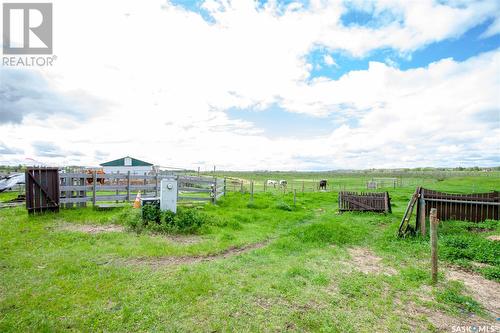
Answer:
0 174 498 332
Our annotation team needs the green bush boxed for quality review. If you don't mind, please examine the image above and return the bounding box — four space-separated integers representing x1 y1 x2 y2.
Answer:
275 201 292 211
129 205 208 234
173 208 207 233
142 203 161 224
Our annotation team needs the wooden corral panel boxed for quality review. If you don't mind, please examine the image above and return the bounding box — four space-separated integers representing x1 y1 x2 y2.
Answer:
339 191 391 213
25 167 60 214
399 187 499 237
420 188 499 223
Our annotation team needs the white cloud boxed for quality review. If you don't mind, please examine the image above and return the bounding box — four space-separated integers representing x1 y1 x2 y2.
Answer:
0 0 498 170
323 54 338 67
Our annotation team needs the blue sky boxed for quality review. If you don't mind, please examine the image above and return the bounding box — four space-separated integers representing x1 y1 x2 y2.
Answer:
1 0 499 170
307 18 500 81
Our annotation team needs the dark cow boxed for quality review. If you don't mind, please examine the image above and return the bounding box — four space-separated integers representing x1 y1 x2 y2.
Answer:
319 179 327 190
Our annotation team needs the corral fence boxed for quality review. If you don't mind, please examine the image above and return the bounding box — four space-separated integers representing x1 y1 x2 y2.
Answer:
338 191 391 213
420 188 499 223
398 187 499 237
26 170 226 212
223 177 437 194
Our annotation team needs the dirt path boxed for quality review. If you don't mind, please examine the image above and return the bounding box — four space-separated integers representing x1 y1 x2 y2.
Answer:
126 240 270 268
344 247 397 275
58 224 125 233
446 268 500 318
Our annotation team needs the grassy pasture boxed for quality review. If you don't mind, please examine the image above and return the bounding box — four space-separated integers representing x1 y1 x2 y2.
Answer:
0 174 498 332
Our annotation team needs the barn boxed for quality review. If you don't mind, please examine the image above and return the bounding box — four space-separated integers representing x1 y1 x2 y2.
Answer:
100 156 154 175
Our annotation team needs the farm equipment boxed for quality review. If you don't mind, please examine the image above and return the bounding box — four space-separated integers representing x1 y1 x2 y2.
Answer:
0 173 25 192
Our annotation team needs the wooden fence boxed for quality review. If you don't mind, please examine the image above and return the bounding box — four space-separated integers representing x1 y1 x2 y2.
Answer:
419 188 499 223
399 187 499 237
57 172 225 208
338 191 391 213
25 167 60 214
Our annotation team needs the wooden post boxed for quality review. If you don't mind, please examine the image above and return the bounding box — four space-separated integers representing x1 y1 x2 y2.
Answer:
293 189 296 206
430 208 438 284
419 191 426 236
264 181 267 192
213 177 217 204
92 171 97 207
250 180 254 202
126 171 131 202
302 181 304 193
240 180 243 193
155 172 159 198
223 177 226 197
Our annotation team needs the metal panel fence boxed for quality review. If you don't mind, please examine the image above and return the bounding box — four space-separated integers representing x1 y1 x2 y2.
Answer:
338 191 391 213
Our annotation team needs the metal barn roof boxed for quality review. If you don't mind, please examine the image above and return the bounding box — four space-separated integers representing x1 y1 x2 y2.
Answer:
100 156 153 167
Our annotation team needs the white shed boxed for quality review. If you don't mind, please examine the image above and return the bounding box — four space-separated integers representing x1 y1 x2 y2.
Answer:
100 156 154 175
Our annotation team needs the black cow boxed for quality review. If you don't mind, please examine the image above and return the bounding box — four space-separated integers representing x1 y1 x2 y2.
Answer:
319 179 327 190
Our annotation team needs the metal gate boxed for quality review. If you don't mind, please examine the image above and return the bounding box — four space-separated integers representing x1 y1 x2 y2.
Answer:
25 167 60 214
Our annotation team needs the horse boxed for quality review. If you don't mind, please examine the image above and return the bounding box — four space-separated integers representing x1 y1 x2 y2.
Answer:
279 180 287 188
319 179 327 190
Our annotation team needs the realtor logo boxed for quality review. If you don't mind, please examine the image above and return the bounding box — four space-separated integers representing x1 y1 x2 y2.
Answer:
3 3 52 54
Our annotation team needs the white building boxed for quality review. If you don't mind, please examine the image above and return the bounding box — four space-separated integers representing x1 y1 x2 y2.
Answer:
100 156 154 175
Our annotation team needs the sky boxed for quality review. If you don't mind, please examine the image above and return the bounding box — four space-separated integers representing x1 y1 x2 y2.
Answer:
0 0 499 171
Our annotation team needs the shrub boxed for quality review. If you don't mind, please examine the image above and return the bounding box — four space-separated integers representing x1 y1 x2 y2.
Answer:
129 206 209 234
142 203 161 224
275 201 292 211
173 208 207 233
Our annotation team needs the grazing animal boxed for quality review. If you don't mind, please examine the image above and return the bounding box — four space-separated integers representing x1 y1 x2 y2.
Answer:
279 180 288 188
266 180 278 188
319 179 327 190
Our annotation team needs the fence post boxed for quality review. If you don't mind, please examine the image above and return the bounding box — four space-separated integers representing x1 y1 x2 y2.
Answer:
264 181 267 192
240 180 243 193
250 180 254 202
213 177 217 204
419 191 426 236
293 189 296 206
302 181 304 193
92 171 97 207
155 172 159 197
430 208 438 284
126 171 131 202
223 177 226 197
